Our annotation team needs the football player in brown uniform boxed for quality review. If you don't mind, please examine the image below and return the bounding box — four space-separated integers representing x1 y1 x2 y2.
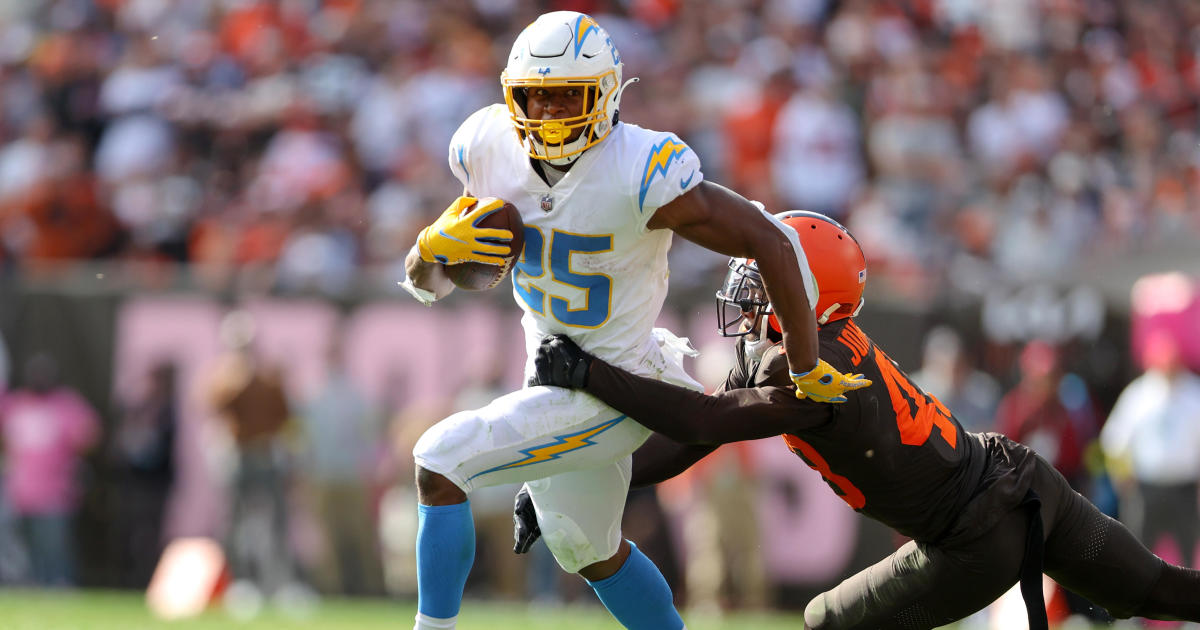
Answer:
517 211 1200 630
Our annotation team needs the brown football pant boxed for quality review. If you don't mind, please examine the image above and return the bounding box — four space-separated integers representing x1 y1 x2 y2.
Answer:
803 456 1165 629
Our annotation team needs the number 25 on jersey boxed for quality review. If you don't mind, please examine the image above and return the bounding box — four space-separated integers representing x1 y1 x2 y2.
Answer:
514 227 613 328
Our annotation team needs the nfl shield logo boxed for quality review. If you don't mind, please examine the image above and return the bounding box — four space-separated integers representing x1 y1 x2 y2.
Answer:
540 194 554 213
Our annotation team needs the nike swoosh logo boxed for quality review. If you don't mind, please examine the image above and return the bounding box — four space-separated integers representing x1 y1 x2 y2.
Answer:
438 230 468 244
680 170 696 189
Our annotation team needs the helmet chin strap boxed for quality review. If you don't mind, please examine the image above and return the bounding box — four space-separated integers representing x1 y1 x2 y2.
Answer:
815 299 865 325
817 302 843 325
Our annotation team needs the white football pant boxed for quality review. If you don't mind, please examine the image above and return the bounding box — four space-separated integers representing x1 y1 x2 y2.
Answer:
413 329 700 573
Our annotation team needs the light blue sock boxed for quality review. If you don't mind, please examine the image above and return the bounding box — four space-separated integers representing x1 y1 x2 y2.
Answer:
587 541 685 630
416 501 475 620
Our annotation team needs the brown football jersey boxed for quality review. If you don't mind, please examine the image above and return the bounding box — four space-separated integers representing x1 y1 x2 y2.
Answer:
587 318 1010 542
770 319 989 541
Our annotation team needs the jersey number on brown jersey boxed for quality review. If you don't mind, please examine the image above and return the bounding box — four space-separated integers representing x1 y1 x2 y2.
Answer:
874 346 958 449
788 324 961 510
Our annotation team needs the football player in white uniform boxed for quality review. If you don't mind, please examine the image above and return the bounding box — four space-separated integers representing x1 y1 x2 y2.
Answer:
401 11 870 630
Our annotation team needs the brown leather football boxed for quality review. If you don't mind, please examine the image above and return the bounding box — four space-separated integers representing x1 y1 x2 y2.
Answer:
443 198 525 291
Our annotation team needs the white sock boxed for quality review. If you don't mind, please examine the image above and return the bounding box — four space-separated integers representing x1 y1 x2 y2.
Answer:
414 612 456 630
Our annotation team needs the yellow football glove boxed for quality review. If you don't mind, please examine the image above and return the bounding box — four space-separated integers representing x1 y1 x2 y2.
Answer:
417 196 514 265
790 359 872 403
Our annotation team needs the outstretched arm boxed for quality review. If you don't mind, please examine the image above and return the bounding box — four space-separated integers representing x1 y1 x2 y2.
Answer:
631 434 717 488
531 334 832 444
650 181 818 371
586 358 827 444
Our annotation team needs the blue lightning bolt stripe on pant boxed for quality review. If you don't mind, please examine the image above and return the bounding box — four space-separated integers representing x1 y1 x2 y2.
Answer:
467 415 627 480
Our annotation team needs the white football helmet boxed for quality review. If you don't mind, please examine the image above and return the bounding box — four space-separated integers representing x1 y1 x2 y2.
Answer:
502 11 632 165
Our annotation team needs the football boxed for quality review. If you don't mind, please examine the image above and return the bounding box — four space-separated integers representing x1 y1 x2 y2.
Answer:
443 197 525 291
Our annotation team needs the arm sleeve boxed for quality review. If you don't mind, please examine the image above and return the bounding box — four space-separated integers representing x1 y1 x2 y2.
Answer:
586 359 830 445
634 133 703 232
631 433 717 488
629 369 739 487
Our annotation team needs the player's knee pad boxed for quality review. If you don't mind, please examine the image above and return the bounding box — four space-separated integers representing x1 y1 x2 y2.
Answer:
411 411 483 493
1122 561 1182 621
520 451 632 573
537 503 619 574
413 412 471 461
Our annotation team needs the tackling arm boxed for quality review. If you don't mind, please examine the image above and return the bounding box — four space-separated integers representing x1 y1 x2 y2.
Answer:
649 181 818 371
585 358 827 444
531 334 830 443
631 434 717 488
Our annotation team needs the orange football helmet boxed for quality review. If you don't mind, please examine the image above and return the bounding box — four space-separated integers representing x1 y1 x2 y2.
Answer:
715 210 866 338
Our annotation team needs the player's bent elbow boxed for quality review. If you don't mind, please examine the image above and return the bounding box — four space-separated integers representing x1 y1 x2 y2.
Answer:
755 226 799 268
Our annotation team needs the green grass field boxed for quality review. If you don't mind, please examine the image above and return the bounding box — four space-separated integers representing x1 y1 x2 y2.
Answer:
0 589 810 630
0 589 1132 629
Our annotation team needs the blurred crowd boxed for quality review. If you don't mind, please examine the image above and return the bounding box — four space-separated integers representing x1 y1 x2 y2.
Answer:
0 0 1197 298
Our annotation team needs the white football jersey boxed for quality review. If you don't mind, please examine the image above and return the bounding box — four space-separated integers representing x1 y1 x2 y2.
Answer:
448 104 704 375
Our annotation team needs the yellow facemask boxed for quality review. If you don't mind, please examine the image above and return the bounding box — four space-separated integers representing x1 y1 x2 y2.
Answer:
502 71 617 163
